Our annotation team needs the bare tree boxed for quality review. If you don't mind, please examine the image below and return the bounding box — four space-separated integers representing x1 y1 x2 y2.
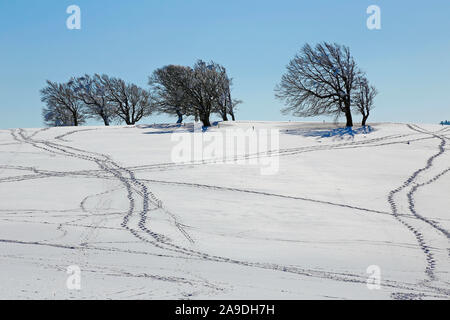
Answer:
149 65 192 124
353 77 377 126
228 99 242 121
211 65 235 122
149 61 238 127
99 75 153 125
40 80 85 126
71 74 116 126
174 60 217 127
42 104 76 127
190 60 237 126
275 42 361 127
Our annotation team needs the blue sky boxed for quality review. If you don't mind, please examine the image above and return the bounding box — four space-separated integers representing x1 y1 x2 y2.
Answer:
0 0 449 129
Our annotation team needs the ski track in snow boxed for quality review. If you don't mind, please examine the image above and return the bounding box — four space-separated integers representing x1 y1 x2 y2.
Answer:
0 124 449 299
8 128 221 297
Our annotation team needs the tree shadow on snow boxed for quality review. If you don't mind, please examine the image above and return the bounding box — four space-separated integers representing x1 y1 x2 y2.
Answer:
283 125 375 140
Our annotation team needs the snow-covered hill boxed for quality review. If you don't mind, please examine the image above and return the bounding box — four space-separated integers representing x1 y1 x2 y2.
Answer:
0 121 449 299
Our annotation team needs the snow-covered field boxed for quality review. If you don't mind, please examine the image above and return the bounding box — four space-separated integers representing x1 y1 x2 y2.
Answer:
0 121 449 300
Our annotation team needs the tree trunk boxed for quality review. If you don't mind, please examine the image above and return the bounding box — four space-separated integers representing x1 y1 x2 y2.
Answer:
200 113 211 127
362 115 368 126
176 110 183 124
124 110 131 125
222 113 228 121
103 116 110 126
344 106 353 127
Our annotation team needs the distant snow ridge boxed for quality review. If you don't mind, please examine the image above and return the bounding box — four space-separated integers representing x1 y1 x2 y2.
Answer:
284 125 374 139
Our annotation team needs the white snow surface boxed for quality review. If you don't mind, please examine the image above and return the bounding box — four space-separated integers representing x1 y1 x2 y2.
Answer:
0 121 449 300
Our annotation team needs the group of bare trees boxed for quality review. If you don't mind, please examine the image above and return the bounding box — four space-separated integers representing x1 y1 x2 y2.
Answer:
149 60 240 127
41 60 239 128
41 81 86 127
276 42 377 127
41 75 154 127
42 45 375 128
